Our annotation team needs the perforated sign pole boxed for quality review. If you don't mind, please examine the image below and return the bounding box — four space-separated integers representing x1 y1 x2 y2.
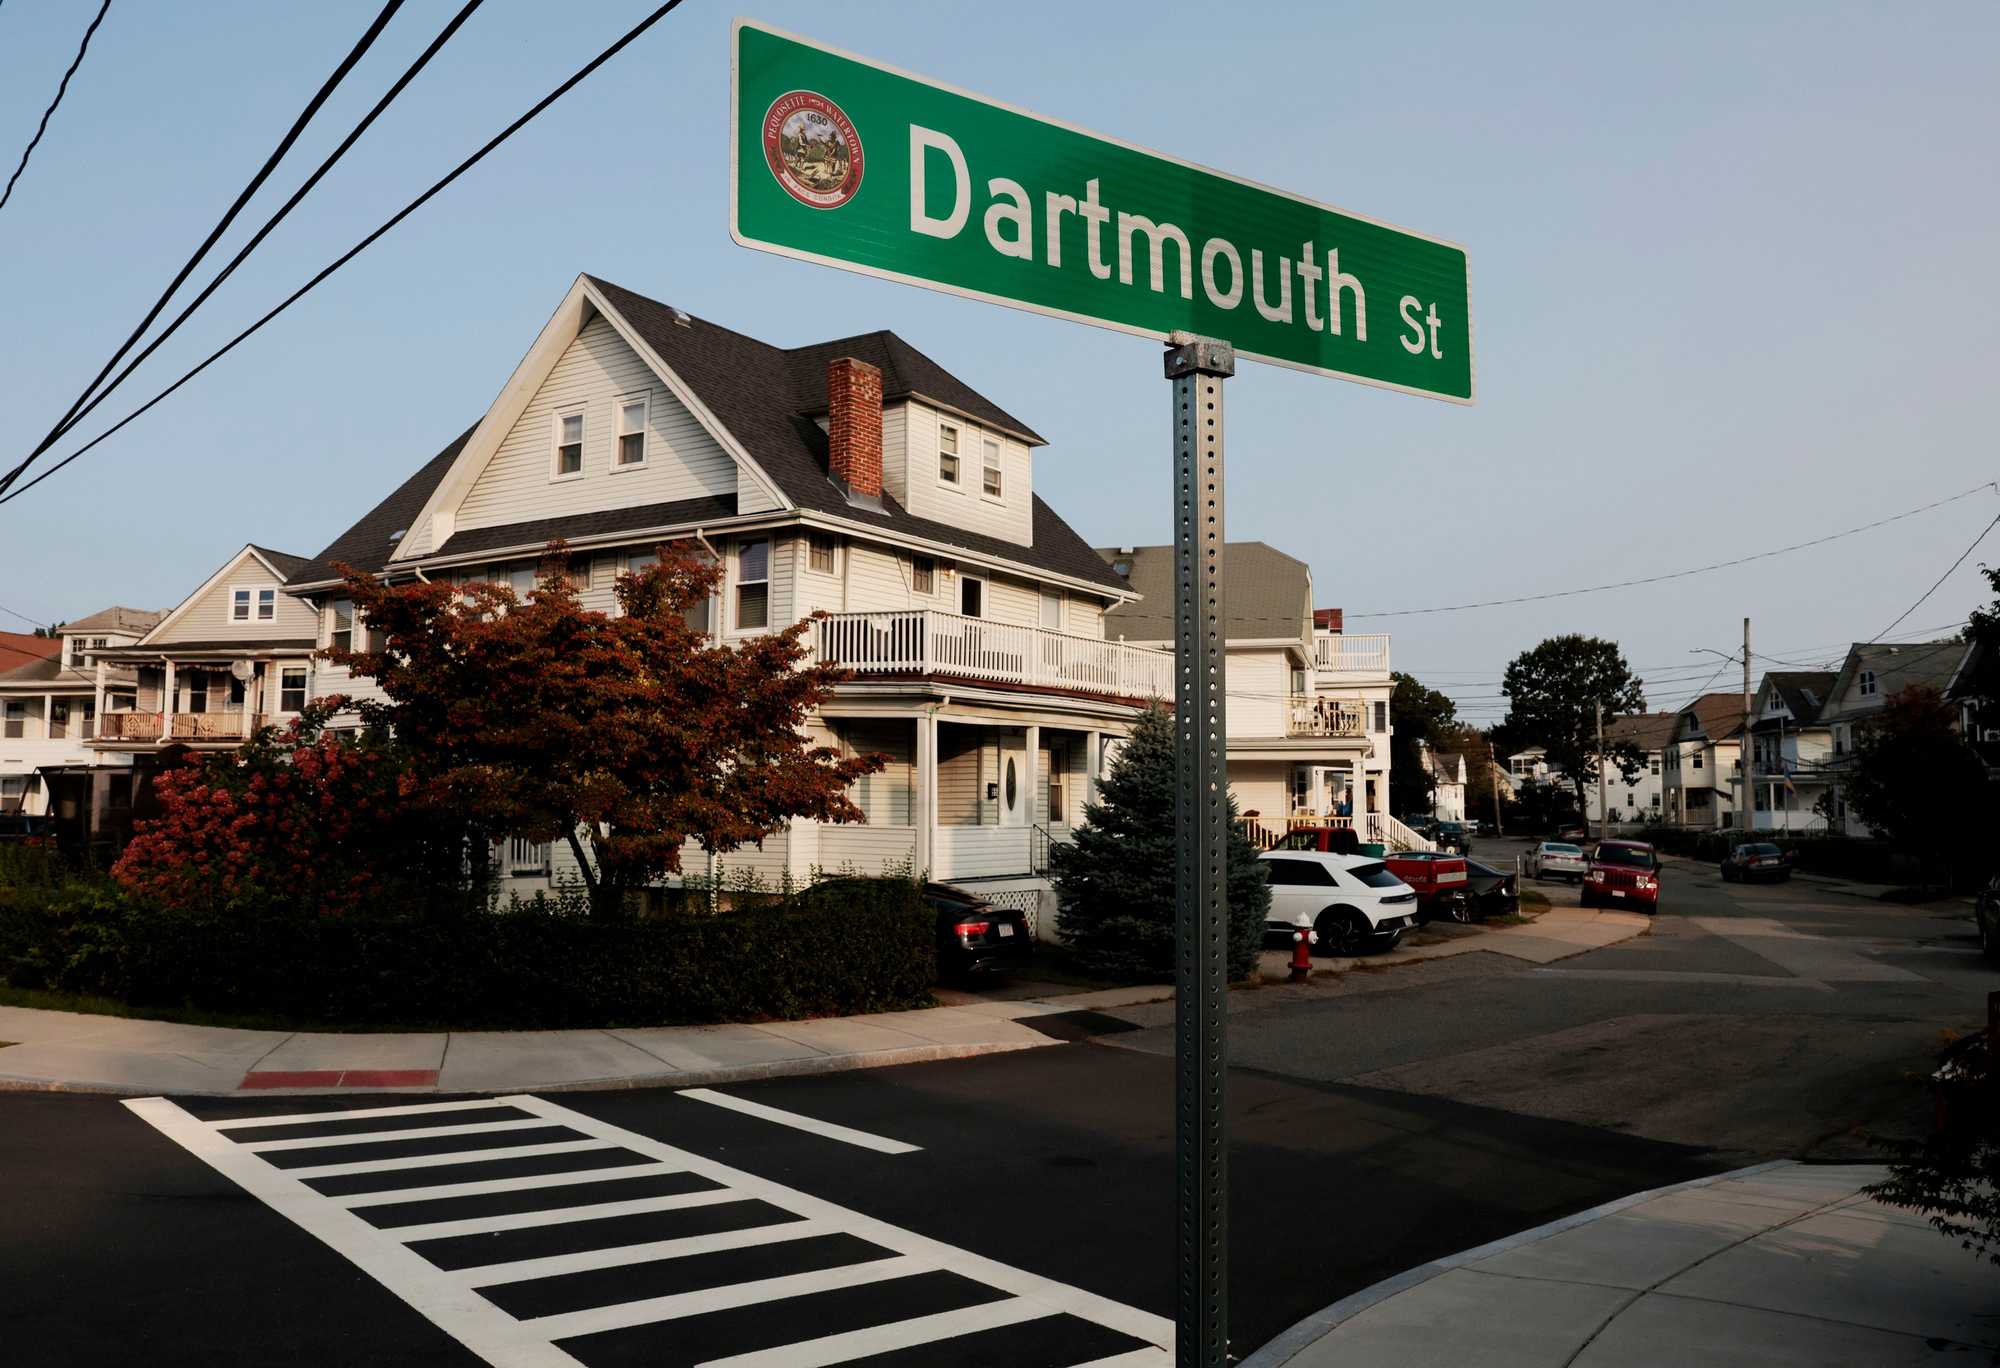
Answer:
1167 332 1234 1368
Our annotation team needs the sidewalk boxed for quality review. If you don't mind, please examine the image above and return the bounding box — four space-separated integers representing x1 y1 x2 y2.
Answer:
1245 1162 2000 1367
1256 902 1652 980
0 997 1084 1097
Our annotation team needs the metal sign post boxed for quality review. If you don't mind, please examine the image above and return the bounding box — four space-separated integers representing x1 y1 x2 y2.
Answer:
1167 332 1233 1368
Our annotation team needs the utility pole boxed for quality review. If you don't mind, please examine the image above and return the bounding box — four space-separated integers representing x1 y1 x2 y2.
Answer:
1488 738 1504 837
1595 699 1609 845
1742 617 1754 835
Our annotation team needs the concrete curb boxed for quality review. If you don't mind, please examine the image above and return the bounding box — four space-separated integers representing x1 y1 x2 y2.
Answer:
1236 1159 1797 1368
0 1037 1056 1099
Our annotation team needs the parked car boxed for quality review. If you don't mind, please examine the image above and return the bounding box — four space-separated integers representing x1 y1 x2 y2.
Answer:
1581 840 1661 912
1273 825 1363 856
1720 842 1793 883
1382 849 1472 923
807 877 1031 980
1258 850 1420 955
1977 874 2000 961
1434 821 1472 854
1524 841 1588 883
1556 823 1589 842
0 814 53 847
1461 859 1519 919
1403 815 1438 837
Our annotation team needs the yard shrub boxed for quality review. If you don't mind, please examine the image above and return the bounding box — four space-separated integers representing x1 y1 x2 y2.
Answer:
1869 1031 2000 1265
0 870 935 1028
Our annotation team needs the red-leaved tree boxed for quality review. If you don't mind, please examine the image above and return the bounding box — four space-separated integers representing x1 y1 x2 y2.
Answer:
112 700 446 915
329 541 883 917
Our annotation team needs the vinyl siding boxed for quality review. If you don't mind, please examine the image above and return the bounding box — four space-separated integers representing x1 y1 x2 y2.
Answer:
936 729 991 827
152 550 320 645
1065 595 1105 639
897 402 1033 548
881 402 909 505
1227 649 1291 738
838 719 914 826
454 315 738 533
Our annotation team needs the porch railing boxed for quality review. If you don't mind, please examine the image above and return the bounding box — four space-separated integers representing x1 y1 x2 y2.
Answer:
498 836 553 878
1237 813 1354 850
168 712 265 741
1286 695 1366 738
97 711 164 740
813 609 1174 700
1313 632 1391 675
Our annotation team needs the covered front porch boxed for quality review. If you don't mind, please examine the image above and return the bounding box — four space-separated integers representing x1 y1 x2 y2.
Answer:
89 649 314 749
1229 743 1388 850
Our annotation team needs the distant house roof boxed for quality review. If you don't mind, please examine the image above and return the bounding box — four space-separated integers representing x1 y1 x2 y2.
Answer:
0 631 60 671
61 606 162 636
1828 639 1967 711
1678 692 1750 742
1762 671 1838 724
291 278 1121 595
1604 711 1680 753
1429 750 1466 784
1096 542 1310 645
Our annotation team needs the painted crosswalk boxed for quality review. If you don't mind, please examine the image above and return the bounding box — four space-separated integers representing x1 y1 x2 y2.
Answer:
127 1092 1172 1368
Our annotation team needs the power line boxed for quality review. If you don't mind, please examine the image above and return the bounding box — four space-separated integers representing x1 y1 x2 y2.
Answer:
1 0 690 509
1346 482 1998 621
18 0 484 477
1871 509 2000 643
0 0 112 214
0 1 404 497
0 600 48 629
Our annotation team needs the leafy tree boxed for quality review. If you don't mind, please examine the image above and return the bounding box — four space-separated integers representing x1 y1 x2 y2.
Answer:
1501 635 1647 815
1051 704 1269 980
1389 671 1457 817
113 700 457 915
1843 684 1989 888
1961 565 2000 737
332 541 883 919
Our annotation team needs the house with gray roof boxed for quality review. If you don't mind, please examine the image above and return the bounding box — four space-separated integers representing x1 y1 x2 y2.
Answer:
285 274 1173 899
1095 542 1414 850
1815 639 1969 834
0 605 159 834
1744 671 1838 831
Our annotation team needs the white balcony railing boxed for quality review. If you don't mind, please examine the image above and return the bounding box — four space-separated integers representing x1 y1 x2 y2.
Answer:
813 609 1174 701
1287 695 1367 738
1313 632 1391 675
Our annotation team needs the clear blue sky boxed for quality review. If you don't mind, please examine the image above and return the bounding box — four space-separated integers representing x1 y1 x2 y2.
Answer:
3 1 1995 722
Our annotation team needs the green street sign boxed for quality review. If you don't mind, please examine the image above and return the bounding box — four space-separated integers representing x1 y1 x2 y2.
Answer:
732 20 1473 404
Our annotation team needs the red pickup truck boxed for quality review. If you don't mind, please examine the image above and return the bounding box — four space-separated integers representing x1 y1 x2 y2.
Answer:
1273 827 1469 922
1582 840 1662 911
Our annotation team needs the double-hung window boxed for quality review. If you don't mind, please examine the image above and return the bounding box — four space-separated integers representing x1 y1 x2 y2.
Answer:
982 438 1003 498
280 667 307 713
1039 588 1063 630
911 555 935 596
330 600 354 654
2 702 22 739
49 701 68 739
553 409 585 478
616 394 648 467
1374 701 1388 733
938 423 961 485
257 588 276 621
735 539 770 631
231 588 253 622
1858 669 1877 697
808 533 837 575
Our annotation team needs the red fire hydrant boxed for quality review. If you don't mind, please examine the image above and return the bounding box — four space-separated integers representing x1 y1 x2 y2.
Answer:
1290 928 1317 981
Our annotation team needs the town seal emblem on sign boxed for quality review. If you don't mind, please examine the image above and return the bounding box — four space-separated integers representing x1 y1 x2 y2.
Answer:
762 90 864 209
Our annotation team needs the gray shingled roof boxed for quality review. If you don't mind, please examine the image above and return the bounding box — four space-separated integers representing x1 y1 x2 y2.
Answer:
435 495 739 559
61 605 162 635
1763 671 1837 724
249 545 309 579
290 281 1122 594
1094 542 1311 644
1604 711 1680 752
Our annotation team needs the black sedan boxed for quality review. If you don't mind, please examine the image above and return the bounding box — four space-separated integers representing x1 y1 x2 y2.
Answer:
1719 842 1793 883
923 881 1033 978
1462 859 1519 920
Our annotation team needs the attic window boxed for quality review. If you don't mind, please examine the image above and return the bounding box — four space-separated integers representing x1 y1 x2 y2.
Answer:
553 409 585 479
388 529 406 544
616 394 648 467
982 438 1003 498
1858 669 1877 697
938 423 961 485
1112 558 1132 577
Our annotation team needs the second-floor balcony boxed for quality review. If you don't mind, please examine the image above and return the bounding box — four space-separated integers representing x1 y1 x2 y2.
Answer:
1287 696 1367 738
812 609 1174 702
1314 632 1391 678
97 711 268 744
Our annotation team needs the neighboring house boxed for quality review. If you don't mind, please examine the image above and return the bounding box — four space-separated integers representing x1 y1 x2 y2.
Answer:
1427 747 1467 822
1508 746 1556 787
283 274 1166 914
1945 635 2000 774
1745 671 1837 831
0 631 62 674
1096 543 1409 849
1660 693 1749 828
88 546 320 806
1582 711 1677 825
0 606 160 833
1816 639 1968 835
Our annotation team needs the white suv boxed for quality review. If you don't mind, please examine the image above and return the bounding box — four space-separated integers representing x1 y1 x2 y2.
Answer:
1259 850 1420 956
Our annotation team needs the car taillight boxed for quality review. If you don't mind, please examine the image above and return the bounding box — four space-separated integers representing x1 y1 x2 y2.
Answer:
954 920 991 939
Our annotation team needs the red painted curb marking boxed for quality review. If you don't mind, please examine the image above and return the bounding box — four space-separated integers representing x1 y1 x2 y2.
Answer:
238 1068 440 1091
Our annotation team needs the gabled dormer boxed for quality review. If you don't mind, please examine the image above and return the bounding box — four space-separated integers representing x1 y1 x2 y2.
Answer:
140 545 317 647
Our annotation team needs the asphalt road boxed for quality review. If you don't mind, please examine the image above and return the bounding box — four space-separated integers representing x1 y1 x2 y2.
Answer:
1 839 1979 1367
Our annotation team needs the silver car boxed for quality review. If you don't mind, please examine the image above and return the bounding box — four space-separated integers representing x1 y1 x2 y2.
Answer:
1525 841 1588 883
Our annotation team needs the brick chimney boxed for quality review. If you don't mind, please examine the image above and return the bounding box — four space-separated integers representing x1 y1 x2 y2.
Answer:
826 356 883 506
1314 607 1343 633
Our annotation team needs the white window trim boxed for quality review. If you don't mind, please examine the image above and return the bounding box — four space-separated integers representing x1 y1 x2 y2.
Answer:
732 537 773 634
1039 588 1063 630
228 584 255 623
805 532 840 577
256 587 277 622
551 405 587 483
937 421 963 490
278 666 309 714
611 391 650 472
980 436 1005 504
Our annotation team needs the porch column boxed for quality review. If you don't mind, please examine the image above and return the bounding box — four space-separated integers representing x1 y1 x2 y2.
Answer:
913 712 934 877
43 692 54 740
93 660 106 728
162 660 176 735
1023 724 1041 828
1085 729 1102 805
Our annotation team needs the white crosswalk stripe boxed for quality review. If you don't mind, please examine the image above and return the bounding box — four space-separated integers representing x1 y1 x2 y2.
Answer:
126 1092 1173 1368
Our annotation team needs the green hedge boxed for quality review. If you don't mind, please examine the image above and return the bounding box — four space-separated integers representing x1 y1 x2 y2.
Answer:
1636 826 1982 887
0 857 936 1028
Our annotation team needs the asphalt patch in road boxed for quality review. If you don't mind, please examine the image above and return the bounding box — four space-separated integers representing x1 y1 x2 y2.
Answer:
1020 1009 1143 1042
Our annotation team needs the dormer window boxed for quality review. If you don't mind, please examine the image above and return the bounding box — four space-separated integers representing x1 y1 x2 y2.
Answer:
232 586 278 622
257 589 276 621
553 408 585 479
615 394 648 468
232 589 251 622
982 438 1003 498
938 422 961 485
1858 669 1877 697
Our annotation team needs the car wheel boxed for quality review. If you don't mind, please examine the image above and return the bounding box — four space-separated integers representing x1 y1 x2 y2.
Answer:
1445 897 1472 925
1315 908 1367 957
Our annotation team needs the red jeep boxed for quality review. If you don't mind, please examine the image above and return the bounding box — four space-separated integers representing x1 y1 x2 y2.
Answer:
1582 840 1661 912
1273 827 1469 922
